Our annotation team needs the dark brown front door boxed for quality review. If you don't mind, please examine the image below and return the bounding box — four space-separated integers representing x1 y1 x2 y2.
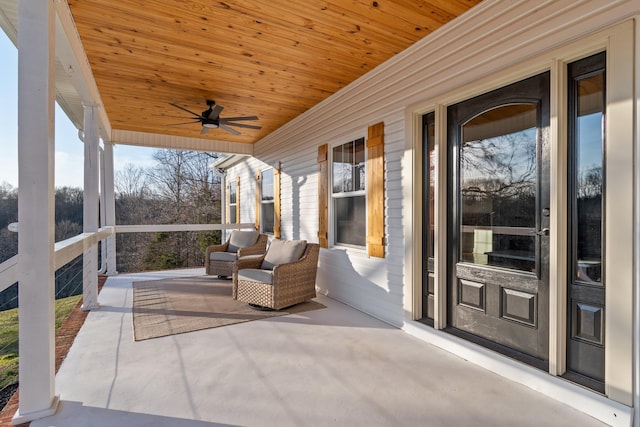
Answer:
447 72 550 365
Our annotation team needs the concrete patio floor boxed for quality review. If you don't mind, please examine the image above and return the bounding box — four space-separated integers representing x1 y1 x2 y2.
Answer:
30 269 605 427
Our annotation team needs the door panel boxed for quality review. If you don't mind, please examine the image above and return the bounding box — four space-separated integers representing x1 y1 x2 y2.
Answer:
448 72 550 362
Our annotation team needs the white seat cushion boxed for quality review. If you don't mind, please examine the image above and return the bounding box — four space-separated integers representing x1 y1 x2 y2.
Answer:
237 268 274 285
228 230 259 253
210 252 237 262
261 239 307 270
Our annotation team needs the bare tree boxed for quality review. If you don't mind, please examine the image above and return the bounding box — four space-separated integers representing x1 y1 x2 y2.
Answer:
577 165 602 199
141 150 221 269
113 150 221 271
115 163 150 199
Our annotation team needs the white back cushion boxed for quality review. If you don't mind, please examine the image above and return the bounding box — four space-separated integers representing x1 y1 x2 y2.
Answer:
261 239 307 270
228 230 259 253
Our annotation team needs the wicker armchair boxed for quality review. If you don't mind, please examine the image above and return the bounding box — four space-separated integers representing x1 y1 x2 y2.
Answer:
205 231 268 278
233 240 319 310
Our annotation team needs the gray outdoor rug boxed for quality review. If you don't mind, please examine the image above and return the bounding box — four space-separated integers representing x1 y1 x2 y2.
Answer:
132 276 325 341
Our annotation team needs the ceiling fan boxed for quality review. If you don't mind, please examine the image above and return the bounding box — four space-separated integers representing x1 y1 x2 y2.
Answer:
166 100 261 135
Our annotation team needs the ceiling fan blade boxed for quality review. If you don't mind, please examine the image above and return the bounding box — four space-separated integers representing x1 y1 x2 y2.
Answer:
222 122 262 130
153 114 196 119
165 120 201 126
220 116 259 122
219 124 241 135
200 126 209 135
209 104 224 119
169 103 204 118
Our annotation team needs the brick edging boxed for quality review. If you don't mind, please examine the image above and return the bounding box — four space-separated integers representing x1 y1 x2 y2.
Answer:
0 275 108 427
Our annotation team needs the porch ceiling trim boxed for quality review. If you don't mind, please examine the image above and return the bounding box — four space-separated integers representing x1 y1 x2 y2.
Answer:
111 129 254 155
54 0 111 139
211 154 248 169
0 1 14 41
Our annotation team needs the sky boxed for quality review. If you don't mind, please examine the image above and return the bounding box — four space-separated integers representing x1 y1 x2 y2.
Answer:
0 31 157 190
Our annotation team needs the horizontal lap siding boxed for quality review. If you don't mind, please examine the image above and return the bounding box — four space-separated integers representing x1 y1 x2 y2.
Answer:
254 110 407 326
231 0 636 327
230 159 259 225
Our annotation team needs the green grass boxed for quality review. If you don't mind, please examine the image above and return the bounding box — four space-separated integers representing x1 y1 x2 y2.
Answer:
0 295 82 390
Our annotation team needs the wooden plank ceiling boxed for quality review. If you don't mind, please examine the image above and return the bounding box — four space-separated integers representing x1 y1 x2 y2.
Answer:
68 0 483 145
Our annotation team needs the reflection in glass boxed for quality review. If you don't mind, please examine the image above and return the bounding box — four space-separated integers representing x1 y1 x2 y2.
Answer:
335 196 366 246
229 181 237 224
261 170 274 201
333 138 365 193
261 169 274 233
426 114 436 258
262 203 274 233
229 181 236 204
460 103 538 272
574 73 604 283
333 137 366 246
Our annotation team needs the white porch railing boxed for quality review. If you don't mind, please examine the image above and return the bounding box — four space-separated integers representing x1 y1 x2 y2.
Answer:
0 255 18 293
0 222 255 294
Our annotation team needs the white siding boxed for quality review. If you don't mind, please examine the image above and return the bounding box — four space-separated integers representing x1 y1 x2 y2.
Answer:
230 0 638 331
228 157 260 226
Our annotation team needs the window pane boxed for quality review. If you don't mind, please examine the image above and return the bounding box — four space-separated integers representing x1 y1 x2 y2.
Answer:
229 206 237 224
262 202 274 234
335 196 366 246
425 114 436 258
354 138 365 191
333 142 353 193
460 103 538 272
229 182 236 204
333 138 366 193
261 170 274 201
575 73 604 283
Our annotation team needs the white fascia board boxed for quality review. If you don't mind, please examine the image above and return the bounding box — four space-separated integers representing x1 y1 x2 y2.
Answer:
0 2 16 44
111 129 254 155
54 1 111 141
210 154 249 170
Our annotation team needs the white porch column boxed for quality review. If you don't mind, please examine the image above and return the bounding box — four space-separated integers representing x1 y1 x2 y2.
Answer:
103 141 118 275
219 172 227 241
13 0 59 424
82 105 100 310
633 16 640 427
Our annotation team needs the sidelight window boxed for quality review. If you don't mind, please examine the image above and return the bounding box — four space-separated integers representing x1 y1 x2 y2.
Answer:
570 59 605 285
566 51 606 389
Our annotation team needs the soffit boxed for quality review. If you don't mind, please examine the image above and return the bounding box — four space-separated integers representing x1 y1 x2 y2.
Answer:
0 1 484 148
65 0 483 146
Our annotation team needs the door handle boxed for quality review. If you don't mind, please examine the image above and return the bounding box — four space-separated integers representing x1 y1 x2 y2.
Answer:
536 228 550 236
